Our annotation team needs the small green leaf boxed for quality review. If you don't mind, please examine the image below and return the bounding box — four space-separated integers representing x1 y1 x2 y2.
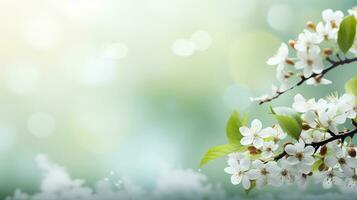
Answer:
338 15 357 53
226 111 248 144
271 107 302 140
199 144 246 167
312 159 323 172
345 74 357 99
245 180 256 194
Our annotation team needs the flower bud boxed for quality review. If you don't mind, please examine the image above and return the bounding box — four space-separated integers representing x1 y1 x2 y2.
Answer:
320 145 327 156
306 21 316 31
302 122 310 131
248 146 261 155
323 48 333 56
288 40 296 49
285 58 294 65
348 147 356 157
318 163 327 171
314 75 322 83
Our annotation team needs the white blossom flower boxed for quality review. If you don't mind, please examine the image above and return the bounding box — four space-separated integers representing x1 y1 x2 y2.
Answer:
345 170 357 187
292 94 317 113
261 141 279 159
316 22 338 41
296 173 309 189
325 147 357 176
249 160 280 188
295 30 323 52
318 106 349 134
276 159 296 185
336 94 356 119
285 142 315 173
300 130 324 144
239 119 273 148
316 169 344 189
224 159 254 189
271 124 287 141
302 110 319 128
295 46 324 78
322 9 344 28
267 43 289 71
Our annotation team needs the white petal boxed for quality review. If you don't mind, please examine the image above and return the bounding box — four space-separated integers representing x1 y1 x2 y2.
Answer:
268 174 280 186
341 164 353 176
262 151 273 159
322 177 333 189
240 136 254 146
303 66 313 78
256 178 265 189
239 127 251 137
231 174 242 185
325 156 337 168
224 167 235 174
259 127 275 138
251 119 262 132
302 156 315 165
285 144 297 155
320 78 332 85
303 146 315 156
253 138 264 148
242 175 251 189
299 164 312 174
346 158 357 168
253 160 264 169
240 158 250 171
247 169 260 180
267 56 281 66
287 156 299 165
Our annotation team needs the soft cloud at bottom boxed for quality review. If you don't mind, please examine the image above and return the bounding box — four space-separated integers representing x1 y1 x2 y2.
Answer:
5 155 357 200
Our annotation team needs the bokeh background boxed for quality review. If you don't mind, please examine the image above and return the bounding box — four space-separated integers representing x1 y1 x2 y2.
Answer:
1 0 357 199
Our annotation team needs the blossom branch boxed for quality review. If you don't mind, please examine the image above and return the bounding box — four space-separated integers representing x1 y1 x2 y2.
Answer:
273 127 357 162
259 55 357 105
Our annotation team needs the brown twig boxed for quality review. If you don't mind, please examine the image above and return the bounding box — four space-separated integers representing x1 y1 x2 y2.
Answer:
259 55 357 105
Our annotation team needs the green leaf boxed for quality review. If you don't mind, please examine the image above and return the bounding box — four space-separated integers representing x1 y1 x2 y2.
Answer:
199 144 246 167
345 74 357 99
226 111 248 144
338 15 357 53
311 159 323 172
245 180 256 194
271 107 302 140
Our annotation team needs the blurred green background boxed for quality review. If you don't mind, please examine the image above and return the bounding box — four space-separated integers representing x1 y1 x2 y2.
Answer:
0 0 357 198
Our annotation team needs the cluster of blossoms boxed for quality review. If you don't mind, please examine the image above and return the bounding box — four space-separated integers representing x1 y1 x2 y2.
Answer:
251 8 357 103
225 93 357 190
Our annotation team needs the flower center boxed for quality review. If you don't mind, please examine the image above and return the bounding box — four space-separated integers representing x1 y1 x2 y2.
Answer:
331 21 337 28
338 158 346 165
307 59 314 66
352 175 357 181
281 169 288 176
261 168 269 175
296 152 304 161
327 172 334 180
